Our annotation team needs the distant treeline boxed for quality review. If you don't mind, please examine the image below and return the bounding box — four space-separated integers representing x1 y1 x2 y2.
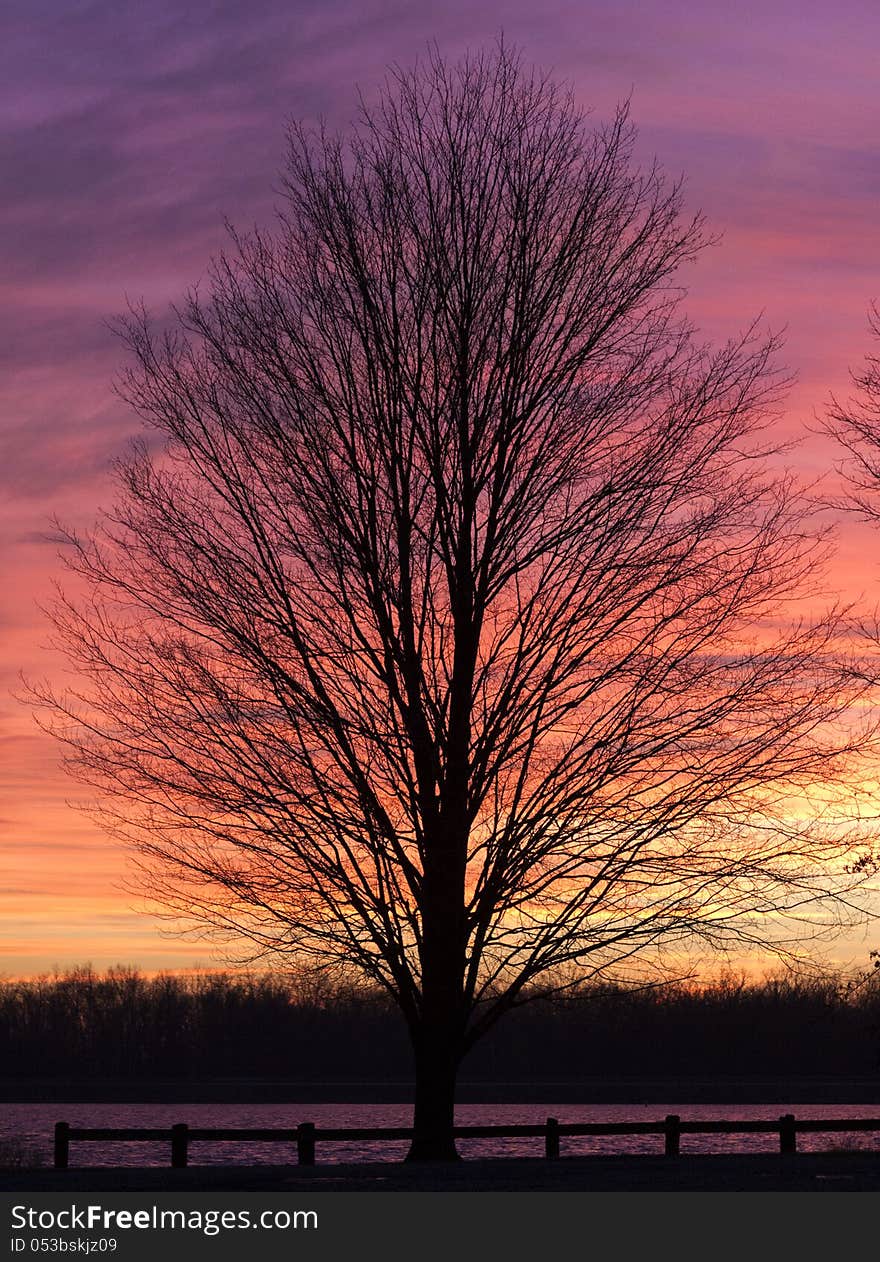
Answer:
1 966 878 1080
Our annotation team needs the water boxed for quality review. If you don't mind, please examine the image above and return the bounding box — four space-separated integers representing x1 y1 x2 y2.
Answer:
4 1102 880 1167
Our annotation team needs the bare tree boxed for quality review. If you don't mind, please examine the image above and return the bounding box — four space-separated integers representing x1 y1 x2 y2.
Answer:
827 305 880 516
826 302 880 695
34 45 873 1159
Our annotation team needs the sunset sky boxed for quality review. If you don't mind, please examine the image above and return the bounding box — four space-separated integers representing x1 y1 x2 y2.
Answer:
3 0 880 978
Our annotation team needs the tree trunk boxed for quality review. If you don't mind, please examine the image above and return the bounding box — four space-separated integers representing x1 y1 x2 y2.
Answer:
406 1030 461 1161
405 864 466 1161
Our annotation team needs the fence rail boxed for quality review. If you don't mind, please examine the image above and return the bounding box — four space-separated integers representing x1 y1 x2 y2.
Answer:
51 1114 880 1169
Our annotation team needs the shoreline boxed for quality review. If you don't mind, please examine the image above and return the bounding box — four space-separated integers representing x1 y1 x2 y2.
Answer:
3 1076 880 1105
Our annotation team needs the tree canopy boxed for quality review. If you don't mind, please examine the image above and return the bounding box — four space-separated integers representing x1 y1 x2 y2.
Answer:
34 44 875 1158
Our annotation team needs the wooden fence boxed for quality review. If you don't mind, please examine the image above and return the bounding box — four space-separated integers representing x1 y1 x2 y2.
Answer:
52 1115 880 1168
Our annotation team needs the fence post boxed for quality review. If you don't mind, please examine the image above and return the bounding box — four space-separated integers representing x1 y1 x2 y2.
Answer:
54 1121 70 1169
545 1117 560 1160
664 1114 681 1157
779 1114 797 1155
297 1122 316 1166
171 1123 189 1168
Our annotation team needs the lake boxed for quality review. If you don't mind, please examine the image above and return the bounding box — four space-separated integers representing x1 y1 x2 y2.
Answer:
4 1102 880 1166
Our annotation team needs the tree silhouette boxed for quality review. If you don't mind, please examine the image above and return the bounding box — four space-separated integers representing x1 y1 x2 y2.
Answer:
34 45 872 1159
828 306 880 519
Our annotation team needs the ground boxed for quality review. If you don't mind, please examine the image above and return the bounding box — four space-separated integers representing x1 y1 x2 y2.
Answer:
4 1152 880 1192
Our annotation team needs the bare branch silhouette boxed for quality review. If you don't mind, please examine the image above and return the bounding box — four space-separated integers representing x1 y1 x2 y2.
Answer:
30 43 874 1159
